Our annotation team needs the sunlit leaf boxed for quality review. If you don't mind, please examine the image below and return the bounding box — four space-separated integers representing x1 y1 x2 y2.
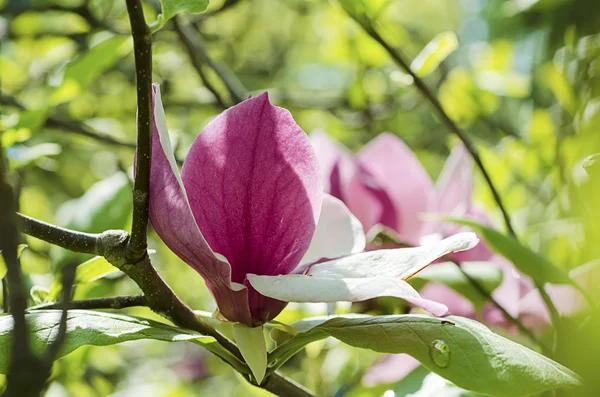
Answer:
411 32 459 77
269 315 581 396
233 324 267 384
152 0 210 30
0 310 246 373
50 36 132 105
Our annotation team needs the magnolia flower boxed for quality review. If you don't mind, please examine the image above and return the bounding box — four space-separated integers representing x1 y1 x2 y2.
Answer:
311 132 522 324
147 84 478 326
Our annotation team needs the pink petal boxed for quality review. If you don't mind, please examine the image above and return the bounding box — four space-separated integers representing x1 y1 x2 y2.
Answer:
181 93 322 321
358 133 436 244
362 354 420 386
436 143 473 215
310 130 348 193
419 282 476 317
482 255 521 325
147 84 251 325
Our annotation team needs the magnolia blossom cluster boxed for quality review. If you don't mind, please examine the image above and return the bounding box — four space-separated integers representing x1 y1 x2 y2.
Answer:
146 84 479 326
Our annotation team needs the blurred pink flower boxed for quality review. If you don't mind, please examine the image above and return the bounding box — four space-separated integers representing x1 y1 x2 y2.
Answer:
311 132 516 320
146 85 478 326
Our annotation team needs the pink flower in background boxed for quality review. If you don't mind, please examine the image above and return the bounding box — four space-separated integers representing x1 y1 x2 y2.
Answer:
311 132 522 323
147 85 479 326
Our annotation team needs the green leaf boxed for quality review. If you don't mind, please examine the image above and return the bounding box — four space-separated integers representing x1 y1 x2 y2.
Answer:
30 286 50 305
233 324 267 384
50 36 132 105
48 256 120 301
269 315 581 396
0 310 245 373
446 218 573 286
411 31 459 77
410 261 503 311
152 0 210 30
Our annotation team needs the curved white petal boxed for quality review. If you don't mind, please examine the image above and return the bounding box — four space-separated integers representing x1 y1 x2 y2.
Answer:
308 232 479 280
299 194 366 268
246 274 448 316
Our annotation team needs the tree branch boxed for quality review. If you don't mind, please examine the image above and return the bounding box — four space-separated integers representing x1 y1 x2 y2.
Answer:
0 92 137 150
173 17 229 109
172 19 247 104
18 213 101 255
345 12 516 237
451 260 551 355
44 263 77 362
1 127 48 397
125 0 153 262
28 294 148 311
17 214 316 396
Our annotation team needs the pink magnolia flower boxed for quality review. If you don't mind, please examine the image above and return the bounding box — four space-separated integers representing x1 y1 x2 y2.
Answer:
146 84 479 326
311 132 523 324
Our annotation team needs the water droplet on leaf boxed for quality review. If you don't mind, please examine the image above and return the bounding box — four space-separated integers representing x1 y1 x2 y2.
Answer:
429 339 450 368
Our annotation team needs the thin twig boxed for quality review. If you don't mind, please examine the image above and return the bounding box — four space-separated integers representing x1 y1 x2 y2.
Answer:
451 260 551 355
0 93 137 150
17 213 100 255
45 263 77 362
29 294 148 311
2 278 8 312
345 13 516 237
172 19 247 104
125 0 153 262
173 17 229 109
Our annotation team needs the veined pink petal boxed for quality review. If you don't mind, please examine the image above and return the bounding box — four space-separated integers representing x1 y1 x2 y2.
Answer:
358 133 436 244
181 93 322 323
147 84 251 325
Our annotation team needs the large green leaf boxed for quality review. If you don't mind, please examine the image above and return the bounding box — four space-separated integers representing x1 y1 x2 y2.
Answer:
50 36 132 105
410 261 503 311
0 310 245 373
268 315 581 397
447 219 573 286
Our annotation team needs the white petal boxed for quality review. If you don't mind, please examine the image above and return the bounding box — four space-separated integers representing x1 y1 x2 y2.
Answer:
299 194 366 268
232 324 267 384
308 232 479 280
247 274 448 316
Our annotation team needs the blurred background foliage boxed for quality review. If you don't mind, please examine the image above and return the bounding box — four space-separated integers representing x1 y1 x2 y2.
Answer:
1 0 599 396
